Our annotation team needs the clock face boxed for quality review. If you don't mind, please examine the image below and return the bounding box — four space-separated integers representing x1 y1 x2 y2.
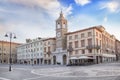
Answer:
57 32 61 37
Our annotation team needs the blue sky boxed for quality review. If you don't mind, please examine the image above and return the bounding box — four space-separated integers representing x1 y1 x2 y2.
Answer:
0 0 120 43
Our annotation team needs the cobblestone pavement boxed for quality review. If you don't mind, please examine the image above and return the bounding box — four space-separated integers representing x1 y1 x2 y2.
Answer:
0 62 120 80
32 63 120 78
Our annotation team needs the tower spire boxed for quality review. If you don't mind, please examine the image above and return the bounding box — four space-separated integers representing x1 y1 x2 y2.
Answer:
60 9 63 18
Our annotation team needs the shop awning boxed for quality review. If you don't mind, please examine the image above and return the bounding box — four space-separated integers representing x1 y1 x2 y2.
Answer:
70 56 94 60
70 57 78 60
102 54 116 58
78 56 93 59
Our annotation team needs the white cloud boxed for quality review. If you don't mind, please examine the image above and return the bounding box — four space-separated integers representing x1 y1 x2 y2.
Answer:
68 14 99 32
104 16 108 23
74 0 91 6
63 5 73 17
5 0 72 18
100 1 120 13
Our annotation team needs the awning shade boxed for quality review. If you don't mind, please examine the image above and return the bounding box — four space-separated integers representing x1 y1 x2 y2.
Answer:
70 56 94 60
79 56 93 59
70 57 78 59
102 54 116 58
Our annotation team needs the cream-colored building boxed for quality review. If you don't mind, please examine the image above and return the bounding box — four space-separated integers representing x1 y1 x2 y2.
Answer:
66 26 116 65
17 37 44 64
43 38 56 64
17 12 119 65
115 39 120 61
0 41 20 64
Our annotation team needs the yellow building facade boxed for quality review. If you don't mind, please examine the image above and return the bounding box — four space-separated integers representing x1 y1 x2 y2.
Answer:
0 41 20 64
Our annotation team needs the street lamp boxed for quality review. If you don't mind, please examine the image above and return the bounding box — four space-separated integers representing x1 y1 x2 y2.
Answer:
5 32 16 71
31 50 34 66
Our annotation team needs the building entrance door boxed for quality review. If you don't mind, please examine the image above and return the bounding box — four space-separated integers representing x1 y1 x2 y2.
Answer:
63 55 67 65
53 56 56 64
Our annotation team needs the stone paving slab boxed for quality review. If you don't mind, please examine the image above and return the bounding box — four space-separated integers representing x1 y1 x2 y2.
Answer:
32 64 120 78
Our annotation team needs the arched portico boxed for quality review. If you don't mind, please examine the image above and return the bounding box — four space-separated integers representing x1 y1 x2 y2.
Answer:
63 54 67 65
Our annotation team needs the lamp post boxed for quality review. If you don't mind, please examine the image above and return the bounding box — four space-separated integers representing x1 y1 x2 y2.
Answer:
5 32 16 71
31 50 33 66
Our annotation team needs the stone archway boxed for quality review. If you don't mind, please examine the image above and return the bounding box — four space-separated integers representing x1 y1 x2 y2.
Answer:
53 56 56 65
63 54 67 65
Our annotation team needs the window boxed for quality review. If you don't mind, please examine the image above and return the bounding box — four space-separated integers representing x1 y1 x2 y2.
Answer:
97 49 99 53
88 49 92 53
48 41 50 45
69 42 72 47
69 36 72 40
81 33 85 38
31 49 33 52
31 44 32 47
82 50 85 54
75 50 78 54
48 54 50 57
99 34 101 38
69 52 73 55
37 48 39 51
75 35 78 39
88 32 92 37
37 53 39 56
75 41 78 48
81 40 85 47
88 38 92 46
44 47 46 52
44 42 46 46
48 47 51 52
34 48 36 52
41 53 42 56
44 54 46 57
40 47 42 50
96 38 98 46
96 32 98 37
34 43 36 46
100 40 101 46
40 42 42 45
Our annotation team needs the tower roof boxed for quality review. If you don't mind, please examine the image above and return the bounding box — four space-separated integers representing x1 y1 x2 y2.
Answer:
56 11 66 21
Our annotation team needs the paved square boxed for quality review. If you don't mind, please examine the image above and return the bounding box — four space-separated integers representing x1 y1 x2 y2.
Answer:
0 62 120 80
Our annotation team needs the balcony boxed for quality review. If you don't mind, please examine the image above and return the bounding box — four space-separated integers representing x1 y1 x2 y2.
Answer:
67 46 73 52
47 51 51 54
86 45 101 49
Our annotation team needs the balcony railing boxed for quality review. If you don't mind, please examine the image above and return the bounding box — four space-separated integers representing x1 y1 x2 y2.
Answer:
47 51 51 54
67 46 73 52
86 45 101 49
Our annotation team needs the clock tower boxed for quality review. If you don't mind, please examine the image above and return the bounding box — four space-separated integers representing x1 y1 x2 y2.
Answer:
52 11 68 65
56 11 68 50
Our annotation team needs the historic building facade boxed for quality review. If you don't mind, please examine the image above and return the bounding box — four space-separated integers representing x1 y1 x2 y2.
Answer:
52 11 68 65
0 41 20 64
43 38 56 64
17 37 44 64
115 39 120 61
66 26 116 65
17 12 119 65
